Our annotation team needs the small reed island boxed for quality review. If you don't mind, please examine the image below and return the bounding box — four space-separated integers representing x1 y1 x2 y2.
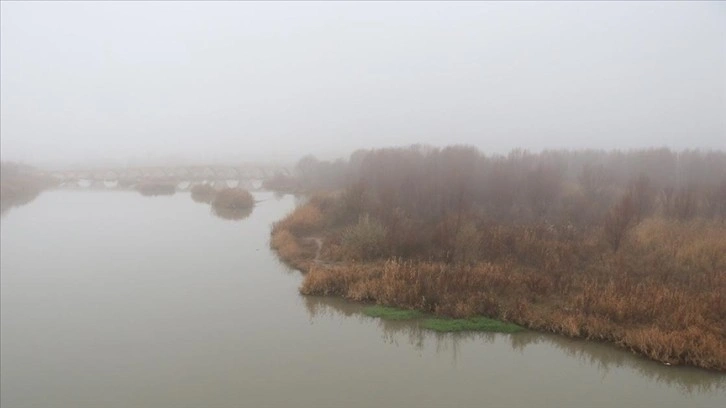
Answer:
212 187 254 210
190 184 217 203
207 187 255 220
136 182 176 196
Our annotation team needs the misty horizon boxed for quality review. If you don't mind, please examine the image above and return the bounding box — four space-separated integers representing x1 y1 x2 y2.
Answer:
1 1 724 168
2 2 726 405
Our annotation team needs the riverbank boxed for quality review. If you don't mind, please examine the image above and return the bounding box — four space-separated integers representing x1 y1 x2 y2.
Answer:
0 163 57 213
271 198 726 371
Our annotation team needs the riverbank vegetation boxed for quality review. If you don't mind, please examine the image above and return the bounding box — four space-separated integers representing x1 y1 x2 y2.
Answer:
190 184 216 203
362 305 523 333
270 146 726 370
422 316 524 333
1 162 58 213
364 305 424 320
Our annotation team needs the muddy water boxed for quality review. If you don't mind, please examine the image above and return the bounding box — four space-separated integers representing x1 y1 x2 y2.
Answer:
1 191 724 408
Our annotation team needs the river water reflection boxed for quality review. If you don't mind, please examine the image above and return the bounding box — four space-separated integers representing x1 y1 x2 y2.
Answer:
1 191 724 408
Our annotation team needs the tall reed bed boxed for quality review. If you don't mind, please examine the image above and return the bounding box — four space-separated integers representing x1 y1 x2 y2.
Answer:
272 199 726 370
269 146 726 370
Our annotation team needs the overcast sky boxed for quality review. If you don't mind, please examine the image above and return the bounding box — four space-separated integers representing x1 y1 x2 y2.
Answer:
1 1 724 167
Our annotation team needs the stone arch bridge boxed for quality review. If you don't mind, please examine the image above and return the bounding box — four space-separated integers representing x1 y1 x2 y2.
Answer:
49 165 291 191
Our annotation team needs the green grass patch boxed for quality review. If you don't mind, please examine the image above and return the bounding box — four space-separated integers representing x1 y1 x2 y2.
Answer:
422 316 524 333
363 306 524 333
363 305 425 320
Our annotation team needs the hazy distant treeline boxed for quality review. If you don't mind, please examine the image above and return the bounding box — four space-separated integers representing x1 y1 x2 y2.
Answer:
270 146 726 369
275 146 726 226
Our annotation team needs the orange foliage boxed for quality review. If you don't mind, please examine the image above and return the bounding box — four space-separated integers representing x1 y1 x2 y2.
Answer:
270 146 726 370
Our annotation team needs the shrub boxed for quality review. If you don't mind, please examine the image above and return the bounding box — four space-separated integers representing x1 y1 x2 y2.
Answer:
212 188 254 210
341 214 388 260
190 184 216 203
273 203 323 236
212 205 252 221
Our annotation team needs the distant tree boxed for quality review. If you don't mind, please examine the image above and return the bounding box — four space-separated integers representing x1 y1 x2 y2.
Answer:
709 180 726 219
628 175 655 221
603 193 636 252
296 155 320 186
671 188 698 221
526 163 562 218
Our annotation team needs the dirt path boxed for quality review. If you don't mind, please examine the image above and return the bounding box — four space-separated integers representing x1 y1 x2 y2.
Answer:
302 237 330 266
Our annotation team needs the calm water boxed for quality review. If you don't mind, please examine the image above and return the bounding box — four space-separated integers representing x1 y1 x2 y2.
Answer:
1 191 724 408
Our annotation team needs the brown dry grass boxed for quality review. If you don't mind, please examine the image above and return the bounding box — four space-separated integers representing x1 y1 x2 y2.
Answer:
212 188 254 209
299 258 725 370
274 200 726 371
272 202 324 236
270 230 316 271
270 204 323 270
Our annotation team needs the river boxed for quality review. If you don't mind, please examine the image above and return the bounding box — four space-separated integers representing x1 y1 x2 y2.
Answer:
1 190 724 407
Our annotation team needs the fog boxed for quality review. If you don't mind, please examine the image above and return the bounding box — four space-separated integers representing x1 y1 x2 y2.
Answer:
1 1 724 168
